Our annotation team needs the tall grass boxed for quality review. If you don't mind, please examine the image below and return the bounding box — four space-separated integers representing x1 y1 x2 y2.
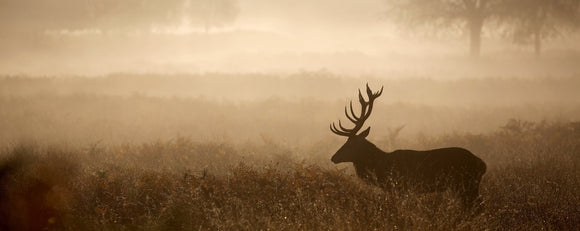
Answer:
1 120 579 230
2 74 579 229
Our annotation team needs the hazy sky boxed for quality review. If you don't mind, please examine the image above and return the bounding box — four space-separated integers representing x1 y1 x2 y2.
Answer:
1 0 579 76
236 0 391 34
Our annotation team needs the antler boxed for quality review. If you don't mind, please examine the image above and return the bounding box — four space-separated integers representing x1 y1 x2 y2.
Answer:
330 84 383 137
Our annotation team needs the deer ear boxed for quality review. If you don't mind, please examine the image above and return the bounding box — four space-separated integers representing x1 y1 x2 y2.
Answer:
358 127 371 138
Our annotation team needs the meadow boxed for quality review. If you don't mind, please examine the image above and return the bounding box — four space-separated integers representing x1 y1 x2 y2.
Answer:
1 73 580 230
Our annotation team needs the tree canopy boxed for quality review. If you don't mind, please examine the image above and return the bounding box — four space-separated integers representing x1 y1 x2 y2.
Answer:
499 0 580 55
386 0 499 57
385 0 580 56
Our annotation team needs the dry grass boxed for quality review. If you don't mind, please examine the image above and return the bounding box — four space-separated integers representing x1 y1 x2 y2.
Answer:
1 74 579 230
1 120 579 230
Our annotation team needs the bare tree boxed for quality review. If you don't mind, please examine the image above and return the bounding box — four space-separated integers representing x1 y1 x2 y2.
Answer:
330 84 486 208
499 0 580 56
385 0 500 57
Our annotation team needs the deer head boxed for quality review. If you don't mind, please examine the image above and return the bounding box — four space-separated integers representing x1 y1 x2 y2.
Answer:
330 84 383 163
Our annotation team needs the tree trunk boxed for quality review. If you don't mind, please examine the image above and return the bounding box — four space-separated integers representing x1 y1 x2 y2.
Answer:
469 17 483 57
533 6 546 56
534 30 541 56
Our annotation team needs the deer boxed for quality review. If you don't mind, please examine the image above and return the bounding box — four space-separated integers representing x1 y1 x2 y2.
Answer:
330 84 487 208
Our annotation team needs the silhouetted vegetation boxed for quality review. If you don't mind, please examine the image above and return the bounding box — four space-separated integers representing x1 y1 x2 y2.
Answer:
498 0 580 55
386 0 580 56
386 0 494 57
1 119 579 230
1 74 579 229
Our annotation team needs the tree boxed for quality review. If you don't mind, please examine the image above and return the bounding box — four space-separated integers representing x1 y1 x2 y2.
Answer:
499 0 580 56
385 0 500 57
87 0 184 32
187 0 239 33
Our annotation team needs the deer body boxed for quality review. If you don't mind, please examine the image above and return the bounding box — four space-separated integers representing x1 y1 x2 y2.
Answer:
330 84 486 208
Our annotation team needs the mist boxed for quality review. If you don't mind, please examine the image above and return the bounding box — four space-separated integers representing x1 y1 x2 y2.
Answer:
2 0 580 152
2 1 580 230
2 0 579 77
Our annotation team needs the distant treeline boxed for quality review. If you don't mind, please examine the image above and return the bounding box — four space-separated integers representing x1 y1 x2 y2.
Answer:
1 73 579 105
387 0 580 56
0 0 238 33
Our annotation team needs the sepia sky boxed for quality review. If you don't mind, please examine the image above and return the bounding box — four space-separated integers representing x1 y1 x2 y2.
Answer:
235 0 391 33
0 0 579 76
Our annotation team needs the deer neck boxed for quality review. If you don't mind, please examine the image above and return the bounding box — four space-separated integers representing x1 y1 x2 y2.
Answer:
352 141 386 177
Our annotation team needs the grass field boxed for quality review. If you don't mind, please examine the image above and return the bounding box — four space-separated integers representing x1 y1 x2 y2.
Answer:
1 74 580 230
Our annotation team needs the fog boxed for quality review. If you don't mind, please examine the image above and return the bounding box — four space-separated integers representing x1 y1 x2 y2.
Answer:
2 0 580 77
1 0 580 147
2 2 580 229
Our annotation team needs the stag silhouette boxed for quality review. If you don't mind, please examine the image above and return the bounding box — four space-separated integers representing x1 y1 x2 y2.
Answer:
330 84 486 208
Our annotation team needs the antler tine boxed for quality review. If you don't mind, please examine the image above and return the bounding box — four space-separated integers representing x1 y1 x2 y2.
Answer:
376 86 384 97
330 123 340 134
330 124 338 134
331 84 384 137
344 102 357 123
351 84 382 124
338 120 355 133
358 89 368 106
359 84 383 120
330 122 351 136
367 84 383 99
